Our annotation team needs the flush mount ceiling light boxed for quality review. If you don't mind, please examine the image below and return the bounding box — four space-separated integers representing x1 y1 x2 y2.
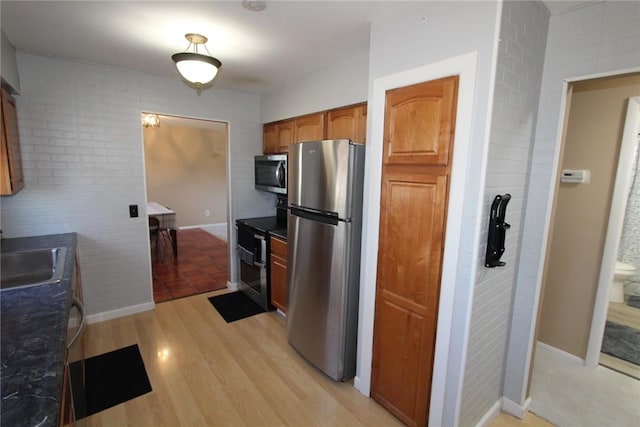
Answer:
142 113 160 128
241 0 267 12
171 33 222 89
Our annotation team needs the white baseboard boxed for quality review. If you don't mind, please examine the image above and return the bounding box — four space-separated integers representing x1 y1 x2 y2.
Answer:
276 308 286 318
86 301 155 325
180 222 226 230
537 341 585 365
227 281 239 291
354 376 364 395
502 397 531 419
475 399 502 427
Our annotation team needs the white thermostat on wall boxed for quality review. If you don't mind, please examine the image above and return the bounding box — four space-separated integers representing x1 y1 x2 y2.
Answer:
560 169 591 184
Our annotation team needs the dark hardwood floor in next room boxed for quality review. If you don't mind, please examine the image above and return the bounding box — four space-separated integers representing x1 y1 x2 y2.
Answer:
152 228 229 303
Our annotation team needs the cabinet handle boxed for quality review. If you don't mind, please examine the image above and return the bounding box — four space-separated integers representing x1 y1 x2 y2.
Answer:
68 297 86 349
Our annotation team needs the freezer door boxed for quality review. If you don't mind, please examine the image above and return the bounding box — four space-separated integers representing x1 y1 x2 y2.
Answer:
288 139 365 219
286 210 359 381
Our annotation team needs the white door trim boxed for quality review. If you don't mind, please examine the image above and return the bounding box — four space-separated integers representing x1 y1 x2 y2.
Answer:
587 96 640 367
355 50 480 427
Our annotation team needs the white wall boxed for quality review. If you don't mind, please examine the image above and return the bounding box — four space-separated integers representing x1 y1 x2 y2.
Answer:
462 1 549 423
260 52 370 123
364 2 500 426
514 0 640 407
1 30 20 92
0 52 274 318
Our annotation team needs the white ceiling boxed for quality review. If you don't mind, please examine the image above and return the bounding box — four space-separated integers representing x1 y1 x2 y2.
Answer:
1 1 597 95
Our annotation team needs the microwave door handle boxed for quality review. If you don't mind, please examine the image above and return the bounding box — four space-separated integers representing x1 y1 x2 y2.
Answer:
276 162 285 187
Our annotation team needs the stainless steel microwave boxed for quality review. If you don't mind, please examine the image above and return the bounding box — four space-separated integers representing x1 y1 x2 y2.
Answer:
255 154 287 194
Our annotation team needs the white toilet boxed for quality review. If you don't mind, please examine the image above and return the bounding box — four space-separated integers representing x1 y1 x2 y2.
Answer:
610 261 637 303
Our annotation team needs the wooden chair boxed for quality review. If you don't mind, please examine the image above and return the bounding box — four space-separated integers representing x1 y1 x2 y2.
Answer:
149 216 160 261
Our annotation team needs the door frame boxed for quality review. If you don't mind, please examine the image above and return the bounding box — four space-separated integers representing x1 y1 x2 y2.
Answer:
356 51 480 426
586 95 640 367
139 112 232 297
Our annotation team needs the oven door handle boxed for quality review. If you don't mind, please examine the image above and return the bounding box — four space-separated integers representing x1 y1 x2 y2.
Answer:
68 297 85 350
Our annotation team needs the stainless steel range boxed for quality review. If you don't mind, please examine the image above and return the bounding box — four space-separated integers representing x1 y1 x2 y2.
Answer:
235 200 286 311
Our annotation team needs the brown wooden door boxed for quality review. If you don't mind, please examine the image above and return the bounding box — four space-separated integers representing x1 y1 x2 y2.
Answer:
263 122 278 154
294 112 325 143
371 76 458 427
1 87 24 195
277 120 294 153
326 103 367 143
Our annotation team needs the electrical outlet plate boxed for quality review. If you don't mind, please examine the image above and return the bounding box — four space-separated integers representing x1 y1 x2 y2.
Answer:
129 204 139 218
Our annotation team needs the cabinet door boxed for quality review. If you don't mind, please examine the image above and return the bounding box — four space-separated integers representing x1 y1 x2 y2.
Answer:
371 75 458 427
1 87 24 195
263 122 278 154
277 120 294 153
384 77 457 166
270 236 287 313
326 103 367 144
294 112 325 143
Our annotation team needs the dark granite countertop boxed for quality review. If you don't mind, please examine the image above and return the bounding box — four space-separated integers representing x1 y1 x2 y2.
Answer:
269 228 287 240
1 233 77 427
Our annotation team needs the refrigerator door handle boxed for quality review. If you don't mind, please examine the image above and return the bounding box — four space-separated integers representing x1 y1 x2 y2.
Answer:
290 206 340 225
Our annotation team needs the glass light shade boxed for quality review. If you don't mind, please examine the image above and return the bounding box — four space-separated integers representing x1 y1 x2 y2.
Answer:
142 113 160 128
172 52 221 87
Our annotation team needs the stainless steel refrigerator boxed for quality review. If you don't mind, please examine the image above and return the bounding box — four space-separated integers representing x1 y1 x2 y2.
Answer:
286 139 365 381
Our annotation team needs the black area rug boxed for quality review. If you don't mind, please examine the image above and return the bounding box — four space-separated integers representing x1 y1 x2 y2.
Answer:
208 291 266 323
627 295 640 309
71 344 152 418
601 321 640 366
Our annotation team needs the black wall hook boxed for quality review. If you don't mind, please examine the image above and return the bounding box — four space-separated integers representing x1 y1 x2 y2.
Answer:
485 194 511 268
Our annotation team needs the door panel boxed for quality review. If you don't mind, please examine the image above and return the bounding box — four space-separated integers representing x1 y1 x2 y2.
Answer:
372 75 458 427
286 212 350 380
384 76 457 166
372 171 447 427
288 140 364 219
377 172 446 306
372 299 428 426
294 112 325 143
326 104 367 143
278 120 294 153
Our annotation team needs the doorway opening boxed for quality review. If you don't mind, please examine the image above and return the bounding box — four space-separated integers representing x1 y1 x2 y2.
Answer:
530 73 640 424
142 113 230 302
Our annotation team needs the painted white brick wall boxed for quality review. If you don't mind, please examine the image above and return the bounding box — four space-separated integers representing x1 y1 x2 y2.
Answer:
260 52 370 123
1 53 274 317
513 0 640 409
460 1 549 425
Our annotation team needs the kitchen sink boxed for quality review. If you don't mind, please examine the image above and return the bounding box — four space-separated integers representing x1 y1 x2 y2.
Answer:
0 247 67 291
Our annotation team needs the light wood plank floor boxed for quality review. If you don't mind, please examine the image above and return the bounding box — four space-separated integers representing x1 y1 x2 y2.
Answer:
83 289 403 426
490 412 554 427
83 289 555 426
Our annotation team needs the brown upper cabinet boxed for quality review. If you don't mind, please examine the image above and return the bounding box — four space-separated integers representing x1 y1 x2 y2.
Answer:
293 112 325 144
263 119 294 154
262 102 367 154
326 103 367 144
1 86 24 196
383 80 456 166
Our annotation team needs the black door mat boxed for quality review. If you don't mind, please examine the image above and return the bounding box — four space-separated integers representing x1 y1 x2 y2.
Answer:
71 343 152 418
601 321 640 366
208 292 266 323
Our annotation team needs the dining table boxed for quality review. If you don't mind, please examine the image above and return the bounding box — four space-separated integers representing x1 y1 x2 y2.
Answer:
147 202 178 258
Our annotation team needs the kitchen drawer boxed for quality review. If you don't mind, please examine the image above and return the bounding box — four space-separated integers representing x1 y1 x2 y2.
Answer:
271 236 287 258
